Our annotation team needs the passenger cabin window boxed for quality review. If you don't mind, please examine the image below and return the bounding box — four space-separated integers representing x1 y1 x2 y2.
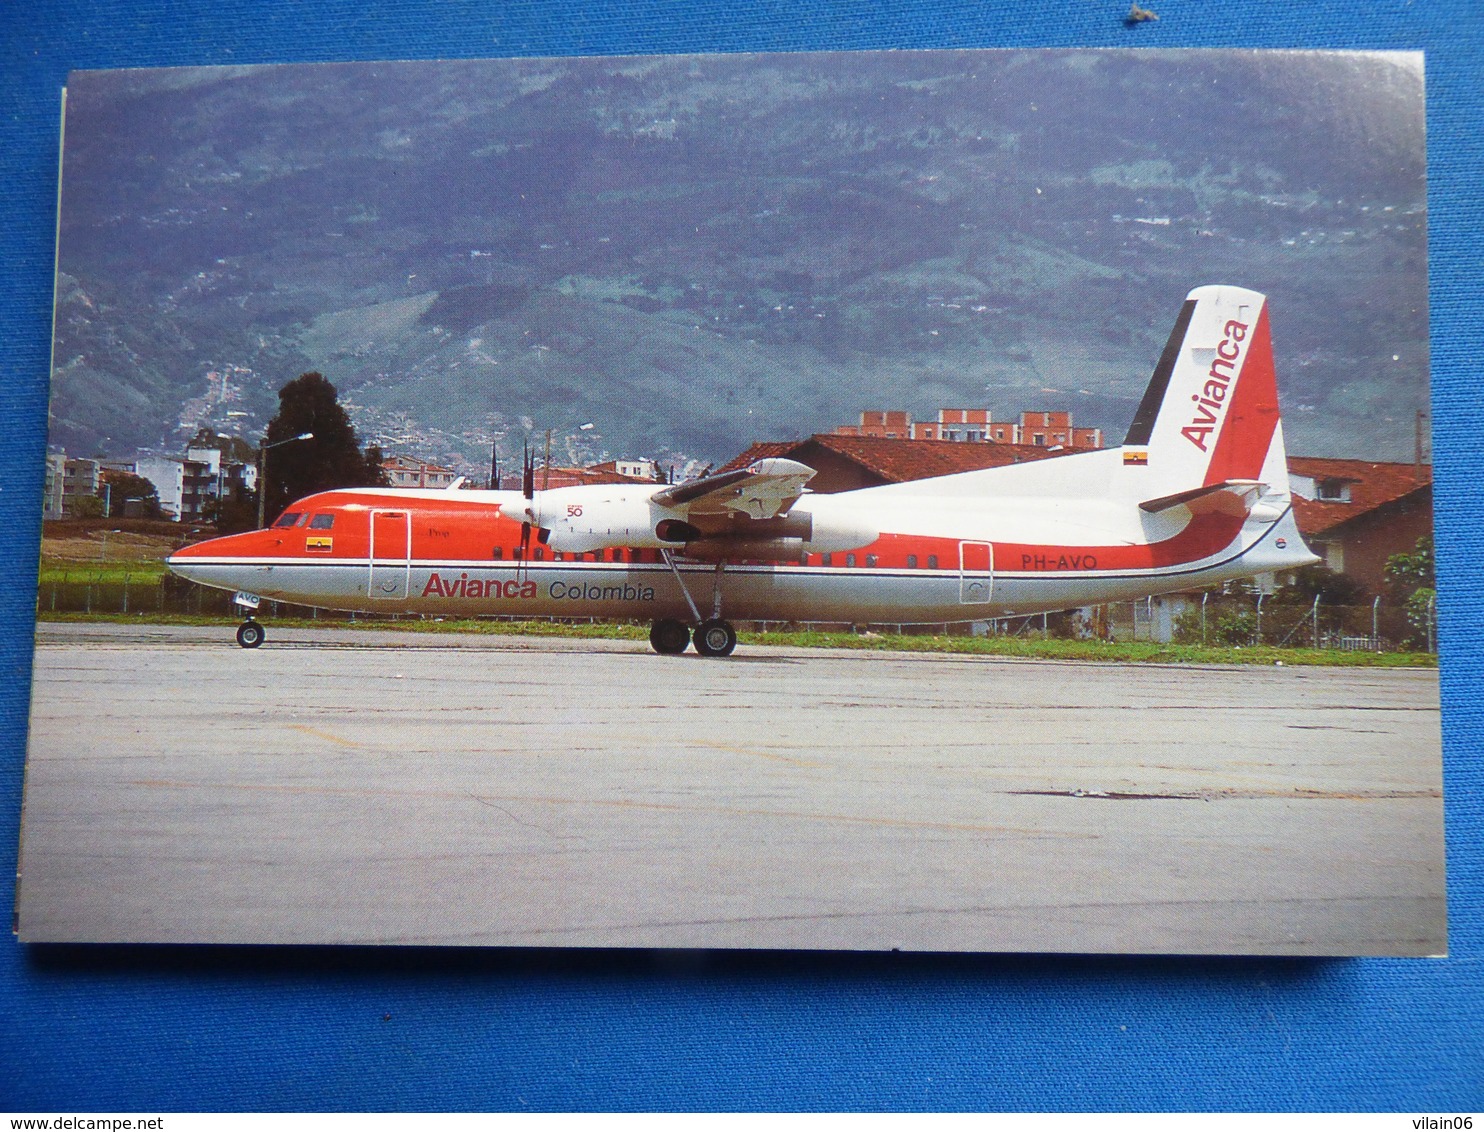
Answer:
907 554 918 568
273 512 303 528
492 547 503 560
821 553 832 567
927 554 939 570
308 513 335 530
534 548 546 561
865 554 878 567
845 553 857 568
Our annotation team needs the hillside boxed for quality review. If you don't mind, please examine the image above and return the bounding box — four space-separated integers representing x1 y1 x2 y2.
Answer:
50 50 1428 472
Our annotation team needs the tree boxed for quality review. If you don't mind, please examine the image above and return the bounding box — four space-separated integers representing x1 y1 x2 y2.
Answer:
69 494 105 519
99 469 160 518
1272 563 1368 607
260 372 388 522
205 484 259 535
1384 535 1434 592
1385 535 1436 649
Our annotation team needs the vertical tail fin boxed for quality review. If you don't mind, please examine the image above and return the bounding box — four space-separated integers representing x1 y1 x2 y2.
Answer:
1122 286 1283 491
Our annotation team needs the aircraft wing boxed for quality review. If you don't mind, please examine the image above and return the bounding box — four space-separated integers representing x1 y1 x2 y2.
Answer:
654 458 816 524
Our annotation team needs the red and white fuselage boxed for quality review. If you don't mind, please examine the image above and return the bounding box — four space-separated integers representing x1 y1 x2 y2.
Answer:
169 286 1319 628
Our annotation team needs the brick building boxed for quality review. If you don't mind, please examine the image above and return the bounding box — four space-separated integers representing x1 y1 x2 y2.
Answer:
836 408 1102 448
1288 457 1433 595
381 454 459 489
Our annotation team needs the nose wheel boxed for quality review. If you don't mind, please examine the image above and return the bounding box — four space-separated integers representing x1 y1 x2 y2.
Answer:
236 618 265 649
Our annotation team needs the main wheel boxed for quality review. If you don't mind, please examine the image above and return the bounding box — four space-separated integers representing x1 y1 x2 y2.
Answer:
649 618 691 655
236 620 266 649
693 618 737 657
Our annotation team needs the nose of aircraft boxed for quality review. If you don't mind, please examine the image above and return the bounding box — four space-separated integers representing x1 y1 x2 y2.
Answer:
167 528 292 580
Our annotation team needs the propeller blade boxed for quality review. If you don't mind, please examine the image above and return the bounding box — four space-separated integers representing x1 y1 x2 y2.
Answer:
518 520 532 574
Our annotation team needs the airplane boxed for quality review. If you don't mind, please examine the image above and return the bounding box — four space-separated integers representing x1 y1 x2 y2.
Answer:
168 285 1320 655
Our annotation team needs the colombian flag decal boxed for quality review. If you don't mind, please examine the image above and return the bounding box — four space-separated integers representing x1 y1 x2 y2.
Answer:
1123 451 1149 466
307 536 334 552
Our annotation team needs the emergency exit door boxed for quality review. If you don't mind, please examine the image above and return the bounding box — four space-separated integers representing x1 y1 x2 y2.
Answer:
368 509 412 600
958 540 993 604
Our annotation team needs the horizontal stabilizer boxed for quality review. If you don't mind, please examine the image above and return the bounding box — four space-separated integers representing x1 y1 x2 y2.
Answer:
1140 480 1264 517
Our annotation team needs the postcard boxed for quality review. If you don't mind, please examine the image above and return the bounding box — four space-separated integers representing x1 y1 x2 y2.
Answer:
17 50 1443 953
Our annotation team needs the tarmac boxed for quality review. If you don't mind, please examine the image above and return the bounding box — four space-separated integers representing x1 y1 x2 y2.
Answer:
16 622 1448 955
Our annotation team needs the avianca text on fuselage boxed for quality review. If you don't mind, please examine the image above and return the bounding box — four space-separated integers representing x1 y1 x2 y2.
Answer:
422 572 538 600
1182 318 1249 453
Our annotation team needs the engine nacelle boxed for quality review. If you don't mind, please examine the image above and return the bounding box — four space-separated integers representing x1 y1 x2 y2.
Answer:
529 486 877 556
681 508 878 560
792 507 878 553
683 537 807 562
536 487 675 553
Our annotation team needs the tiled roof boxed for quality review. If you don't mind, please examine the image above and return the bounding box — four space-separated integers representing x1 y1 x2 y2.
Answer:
814 434 1073 480
718 435 1077 481
717 442 807 474
1288 457 1432 538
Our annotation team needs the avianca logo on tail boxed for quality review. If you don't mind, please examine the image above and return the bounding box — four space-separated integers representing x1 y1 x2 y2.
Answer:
1182 319 1250 452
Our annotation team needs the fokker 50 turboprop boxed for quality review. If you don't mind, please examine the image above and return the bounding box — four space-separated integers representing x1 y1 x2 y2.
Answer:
169 286 1319 655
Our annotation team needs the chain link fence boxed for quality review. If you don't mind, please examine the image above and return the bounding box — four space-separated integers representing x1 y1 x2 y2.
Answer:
38 577 1439 654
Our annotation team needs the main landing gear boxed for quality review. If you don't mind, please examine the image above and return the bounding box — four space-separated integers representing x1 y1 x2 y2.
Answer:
652 553 738 657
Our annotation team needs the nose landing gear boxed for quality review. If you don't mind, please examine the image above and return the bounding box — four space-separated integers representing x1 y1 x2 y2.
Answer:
232 591 265 649
236 619 266 649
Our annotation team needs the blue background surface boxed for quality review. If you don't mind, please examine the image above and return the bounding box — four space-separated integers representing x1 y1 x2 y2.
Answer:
2 1 1480 1112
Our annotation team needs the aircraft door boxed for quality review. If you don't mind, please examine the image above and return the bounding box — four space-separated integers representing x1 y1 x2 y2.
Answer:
958 541 993 604
368 509 412 600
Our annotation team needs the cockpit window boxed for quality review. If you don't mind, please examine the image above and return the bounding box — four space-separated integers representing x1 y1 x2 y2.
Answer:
273 512 303 529
308 513 335 530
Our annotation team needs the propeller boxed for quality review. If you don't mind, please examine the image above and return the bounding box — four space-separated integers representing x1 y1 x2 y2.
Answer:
518 438 536 571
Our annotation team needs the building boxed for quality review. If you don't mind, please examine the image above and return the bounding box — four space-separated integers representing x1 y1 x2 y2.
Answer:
910 409 992 442
1016 411 1104 450
114 446 257 522
498 463 658 491
381 454 460 489
42 451 65 519
60 457 101 516
720 433 1076 494
1289 457 1433 595
590 458 659 482
127 457 187 520
836 408 1102 448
